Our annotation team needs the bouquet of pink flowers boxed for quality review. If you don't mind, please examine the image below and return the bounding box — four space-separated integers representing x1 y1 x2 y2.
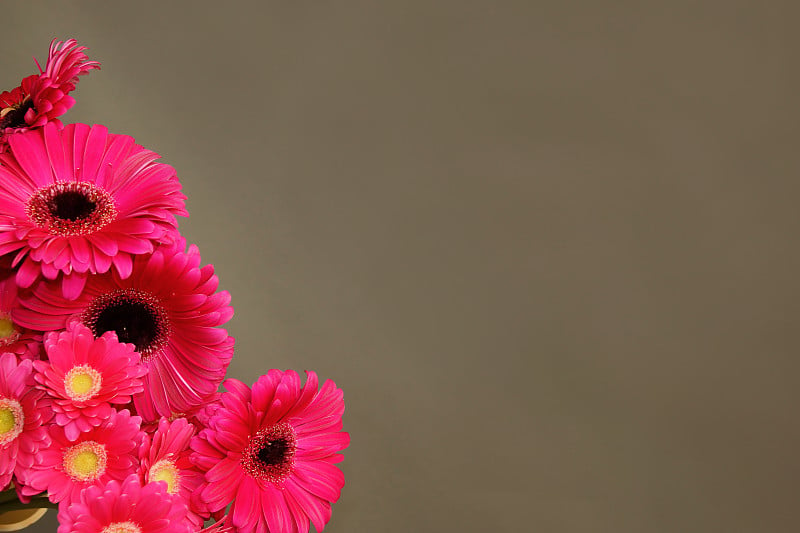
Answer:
0 39 349 533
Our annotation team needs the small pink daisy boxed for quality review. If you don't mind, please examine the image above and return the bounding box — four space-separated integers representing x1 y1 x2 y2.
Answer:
57 473 193 533
139 417 206 528
191 370 350 533
21 408 143 505
0 39 99 147
13 237 234 421
0 122 188 298
0 277 42 360
33 321 147 441
0 353 51 492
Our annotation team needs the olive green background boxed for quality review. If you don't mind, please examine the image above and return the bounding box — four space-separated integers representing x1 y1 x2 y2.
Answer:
4 1 800 532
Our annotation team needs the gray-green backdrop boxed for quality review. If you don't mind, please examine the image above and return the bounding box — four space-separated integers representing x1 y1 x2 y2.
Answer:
3 2 800 532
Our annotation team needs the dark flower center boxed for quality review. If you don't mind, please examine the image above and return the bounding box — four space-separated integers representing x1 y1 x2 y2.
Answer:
82 289 170 359
26 182 116 236
242 422 297 484
0 98 34 130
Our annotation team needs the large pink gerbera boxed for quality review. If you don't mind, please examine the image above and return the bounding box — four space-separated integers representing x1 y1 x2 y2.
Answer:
0 353 51 492
33 321 147 440
0 277 41 360
139 417 206 528
20 408 143 505
0 39 99 147
13 237 234 421
191 370 350 533
57 473 193 533
0 122 188 298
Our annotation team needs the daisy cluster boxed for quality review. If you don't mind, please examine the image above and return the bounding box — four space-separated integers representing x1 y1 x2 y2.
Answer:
0 40 349 533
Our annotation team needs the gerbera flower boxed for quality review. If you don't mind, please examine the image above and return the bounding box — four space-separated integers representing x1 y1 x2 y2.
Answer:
139 417 206 528
0 277 41 360
33 321 147 441
21 408 143 505
0 122 188 299
12 237 234 421
57 473 193 533
0 353 51 492
191 370 350 533
0 38 99 147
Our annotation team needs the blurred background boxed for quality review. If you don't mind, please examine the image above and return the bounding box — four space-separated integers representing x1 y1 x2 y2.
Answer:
3 1 800 531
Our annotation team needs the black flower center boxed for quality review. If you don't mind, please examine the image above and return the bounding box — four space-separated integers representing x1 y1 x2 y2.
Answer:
0 98 34 130
82 289 170 359
26 182 116 236
50 190 97 221
242 422 297 484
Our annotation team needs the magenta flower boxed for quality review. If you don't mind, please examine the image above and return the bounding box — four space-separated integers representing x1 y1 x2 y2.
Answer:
33 321 147 440
191 370 350 533
57 473 192 533
13 237 234 421
139 417 206 528
21 408 143 505
0 39 99 147
0 353 51 492
0 277 41 360
0 121 188 298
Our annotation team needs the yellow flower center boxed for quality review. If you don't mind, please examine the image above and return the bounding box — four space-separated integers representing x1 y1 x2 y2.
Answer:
64 365 102 402
0 398 23 445
148 458 180 494
63 440 107 482
101 522 141 533
0 316 20 346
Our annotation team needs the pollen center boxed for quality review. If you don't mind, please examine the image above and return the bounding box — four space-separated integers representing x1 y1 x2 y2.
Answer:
26 181 117 236
0 316 19 347
101 522 142 533
82 289 170 360
148 458 180 494
63 440 107 482
0 398 23 445
64 365 102 401
241 422 297 485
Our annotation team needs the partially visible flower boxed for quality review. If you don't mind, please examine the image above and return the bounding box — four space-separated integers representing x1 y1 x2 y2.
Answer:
0 353 51 491
21 408 143 505
57 473 192 533
0 39 99 148
33 321 147 440
191 370 350 533
13 237 234 422
139 417 206 528
0 277 41 360
0 122 188 298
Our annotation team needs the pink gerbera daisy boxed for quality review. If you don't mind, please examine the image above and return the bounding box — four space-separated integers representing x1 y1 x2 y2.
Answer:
0 39 99 147
21 408 143 505
13 237 234 421
33 321 147 441
57 473 193 533
0 122 188 298
139 417 206 528
191 370 350 533
0 353 51 492
0 277 41 360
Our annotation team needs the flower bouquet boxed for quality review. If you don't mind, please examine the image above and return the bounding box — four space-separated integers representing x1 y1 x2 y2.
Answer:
0 39 349 533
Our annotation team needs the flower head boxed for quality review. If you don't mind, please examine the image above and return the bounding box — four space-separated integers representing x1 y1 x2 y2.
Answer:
0 39 99 147
21 408 143 504
57 474 192 533
0 122 188 298
33 321 147 440
0 353 51 491
13 237 234 421
0 277 41 360
191 370 350 533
